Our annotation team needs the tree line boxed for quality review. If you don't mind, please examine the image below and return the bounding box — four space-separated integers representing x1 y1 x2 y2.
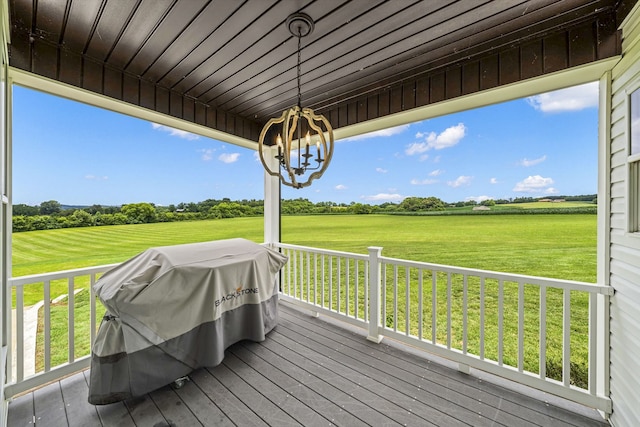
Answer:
11 195 596 232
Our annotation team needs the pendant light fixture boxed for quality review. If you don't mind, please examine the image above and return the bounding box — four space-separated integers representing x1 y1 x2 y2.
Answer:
258 13 334 189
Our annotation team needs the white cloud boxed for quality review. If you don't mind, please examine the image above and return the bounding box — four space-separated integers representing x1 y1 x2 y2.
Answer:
362 193 404 202
219 153 240 163
490 177 498 184
340 124 409 142
429 169 444 176
447 175 473 188
85 175 108 181
199 148 215 161
519 155 547 167
375 167 388 174
513 175 555 193
526 82 598 113
152 123 200 140
406 123 466 155
335 184 348 190
410 178 437 185
405 142 429 155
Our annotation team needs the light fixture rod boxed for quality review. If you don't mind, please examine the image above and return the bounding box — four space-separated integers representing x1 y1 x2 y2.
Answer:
258 13 332 189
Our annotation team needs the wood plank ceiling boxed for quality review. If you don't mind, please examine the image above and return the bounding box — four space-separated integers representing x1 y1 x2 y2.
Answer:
7 0 636 143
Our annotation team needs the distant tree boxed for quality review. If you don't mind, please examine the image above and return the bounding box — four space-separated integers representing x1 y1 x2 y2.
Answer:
84 204 104 215
39 200 62 215
513 197 535 204
197 199 219 212
378 202 395 210
69 209 94 227
95 213 123 226
12 215 29 232
13 204 39 216
208 202 255 219
282 198 315 214
350 203 371 214
30 215 59 230
481 199 496 206
399 196 445 212
121 202 157 223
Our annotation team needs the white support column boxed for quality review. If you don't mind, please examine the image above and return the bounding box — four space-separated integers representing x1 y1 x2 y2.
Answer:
263 145 280 246
596 71 612 412
0 0 10 422
367 246 383 343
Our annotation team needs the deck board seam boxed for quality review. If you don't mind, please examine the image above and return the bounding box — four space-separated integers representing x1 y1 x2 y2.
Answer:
233 340 390 427
149 386 204 426
280 303 607 427
189 368 269 426
274 315 506 426
243 338 407 426
267 328 456 426
180 373 237 426
277 311 540 425
222 350 333 426
207 362 303 426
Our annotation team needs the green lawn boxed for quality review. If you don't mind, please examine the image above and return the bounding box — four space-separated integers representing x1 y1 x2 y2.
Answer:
12 217 265 278
281 214 596 388
13 214 596 305
15 214 596 387
282 214 596 282
505 201 595 209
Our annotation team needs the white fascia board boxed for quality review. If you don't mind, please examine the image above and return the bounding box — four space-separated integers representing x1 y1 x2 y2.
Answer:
334 57 621 141
8 67 257 150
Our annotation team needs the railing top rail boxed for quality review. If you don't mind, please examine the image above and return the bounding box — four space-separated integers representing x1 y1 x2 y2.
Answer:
270 242 369 261
9 263 121 287
273 241 612 295
379 254 613 295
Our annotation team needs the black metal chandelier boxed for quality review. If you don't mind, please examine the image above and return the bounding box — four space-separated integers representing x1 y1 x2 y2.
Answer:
258 13 334 189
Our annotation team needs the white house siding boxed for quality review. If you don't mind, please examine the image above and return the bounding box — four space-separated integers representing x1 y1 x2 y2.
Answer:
609 4 640 426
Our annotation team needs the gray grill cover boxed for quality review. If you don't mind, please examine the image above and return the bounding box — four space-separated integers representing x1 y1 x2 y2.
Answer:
88 238 288 405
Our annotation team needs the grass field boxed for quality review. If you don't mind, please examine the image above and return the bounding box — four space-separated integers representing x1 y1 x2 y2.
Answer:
13 214 596 387
13 214 596 305
504 201 595 209
283 214 596 282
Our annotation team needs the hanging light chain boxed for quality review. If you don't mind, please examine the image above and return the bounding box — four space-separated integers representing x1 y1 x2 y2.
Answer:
258 12 333 189
296 27 302 110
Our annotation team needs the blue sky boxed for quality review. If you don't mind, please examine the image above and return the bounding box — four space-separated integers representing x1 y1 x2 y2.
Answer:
12 82 598 206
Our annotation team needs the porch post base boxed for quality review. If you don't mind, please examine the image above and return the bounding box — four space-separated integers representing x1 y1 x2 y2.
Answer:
366 334 383 344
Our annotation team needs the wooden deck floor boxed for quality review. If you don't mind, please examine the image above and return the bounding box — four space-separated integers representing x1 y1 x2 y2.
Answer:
8 302 608 427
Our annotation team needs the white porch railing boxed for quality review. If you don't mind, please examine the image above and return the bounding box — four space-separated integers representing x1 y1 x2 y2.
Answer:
6 264 118 398
5 243 613 414
273 242 613 414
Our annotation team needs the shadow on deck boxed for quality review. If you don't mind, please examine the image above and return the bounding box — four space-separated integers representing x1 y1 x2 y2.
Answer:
7 302 608 426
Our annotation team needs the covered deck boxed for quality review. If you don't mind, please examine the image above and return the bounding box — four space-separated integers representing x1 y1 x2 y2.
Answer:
1 1 637 425
7 302 606 427
4 243 612 426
